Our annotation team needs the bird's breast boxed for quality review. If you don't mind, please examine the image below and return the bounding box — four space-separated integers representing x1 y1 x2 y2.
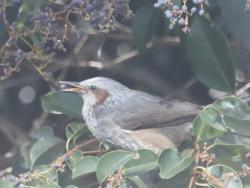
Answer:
83 112 140 150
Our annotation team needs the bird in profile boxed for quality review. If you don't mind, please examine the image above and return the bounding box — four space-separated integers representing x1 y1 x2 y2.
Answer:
60 77 200 153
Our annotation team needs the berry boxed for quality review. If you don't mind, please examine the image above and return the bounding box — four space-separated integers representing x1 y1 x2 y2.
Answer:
191 7 197 14
199 9 205 15
165 10 172 18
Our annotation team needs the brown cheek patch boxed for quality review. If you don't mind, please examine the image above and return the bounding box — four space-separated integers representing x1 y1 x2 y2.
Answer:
94 88 109 105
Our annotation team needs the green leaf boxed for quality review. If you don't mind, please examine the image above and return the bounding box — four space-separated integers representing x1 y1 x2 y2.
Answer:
124 149 158 176
223 116 250 137
65 123 87 139
157 168 191 188
30 126 55 139
41 92 82 118
25 166 59 187
213 96 250 137
158 149 193 179
193 107 227 142
127 176 148 188
199 107 228 131
67 150 84 170
96 150 135 184
208 164 243 188
72 156 99 179
69 150 84 164
194 96 250 141
213 96 250 120
65 122 89 150
0 179 14 188
186 16 235 92
38 164 58 180
38 183 61 188
209 141 246 168
65 186 79 188
133 5 160 52
30 129 65 168
118 181 127 188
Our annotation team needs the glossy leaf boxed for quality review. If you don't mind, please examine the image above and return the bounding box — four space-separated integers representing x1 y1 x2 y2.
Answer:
30 128 64 168
65 123 87 139
213 96 250 120
41 92 82 118
157 168 191 188
158 149 193 179
0 179 14 188
208 164 243 188
127 176 148 188
65 186 79 188
65 123 89 150
96 150 135 184
133 5 160 52
67 150 84 170
26 165 60 188
213 96 250 137
193 107 227 142
209 140 246 169
65 185 79 188
30 126 55 139
72 156 99 179
39 183 61 188
186 16 235 92
194 96 250 141
124 149 158 176
68 150 84 165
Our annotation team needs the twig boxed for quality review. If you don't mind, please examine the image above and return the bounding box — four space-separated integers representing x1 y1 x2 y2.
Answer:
0 116 28 169
83 149 106 155
114 21 132 34
0 116 28 146
112 49 139 65
188 176 196 188
59 138 98 160
73 34 89 55
188 144 200 188
236 82 250 96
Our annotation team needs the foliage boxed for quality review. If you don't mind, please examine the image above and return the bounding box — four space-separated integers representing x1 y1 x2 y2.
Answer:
1 0 250 188
1 94 250 187
0 0 132 80
1 0 245 91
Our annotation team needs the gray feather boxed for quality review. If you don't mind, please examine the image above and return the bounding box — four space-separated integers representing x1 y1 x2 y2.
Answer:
97 90 200 130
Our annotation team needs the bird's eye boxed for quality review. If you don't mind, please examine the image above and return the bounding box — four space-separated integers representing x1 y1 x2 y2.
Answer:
89 85 97 90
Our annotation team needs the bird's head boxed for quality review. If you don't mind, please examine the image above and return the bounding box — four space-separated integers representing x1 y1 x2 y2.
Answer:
60 77 132 108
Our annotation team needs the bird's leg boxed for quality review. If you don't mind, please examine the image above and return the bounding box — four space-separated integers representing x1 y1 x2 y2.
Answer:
82 149 105 155
100 142 111 151
82 142 107 155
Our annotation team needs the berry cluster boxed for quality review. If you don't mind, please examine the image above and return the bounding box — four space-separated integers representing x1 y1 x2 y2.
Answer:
246 0 250 11
154 0 208 32
0 0 132 80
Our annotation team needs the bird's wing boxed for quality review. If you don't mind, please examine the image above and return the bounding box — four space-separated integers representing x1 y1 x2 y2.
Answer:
103 91 201 130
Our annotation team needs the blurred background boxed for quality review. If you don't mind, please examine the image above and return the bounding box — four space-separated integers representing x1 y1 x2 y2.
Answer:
0 0 250 175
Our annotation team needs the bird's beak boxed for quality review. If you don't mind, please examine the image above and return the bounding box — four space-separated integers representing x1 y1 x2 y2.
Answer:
59 81 87 93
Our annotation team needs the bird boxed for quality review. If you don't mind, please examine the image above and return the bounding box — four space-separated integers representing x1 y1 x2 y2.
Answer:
60 77 201 153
